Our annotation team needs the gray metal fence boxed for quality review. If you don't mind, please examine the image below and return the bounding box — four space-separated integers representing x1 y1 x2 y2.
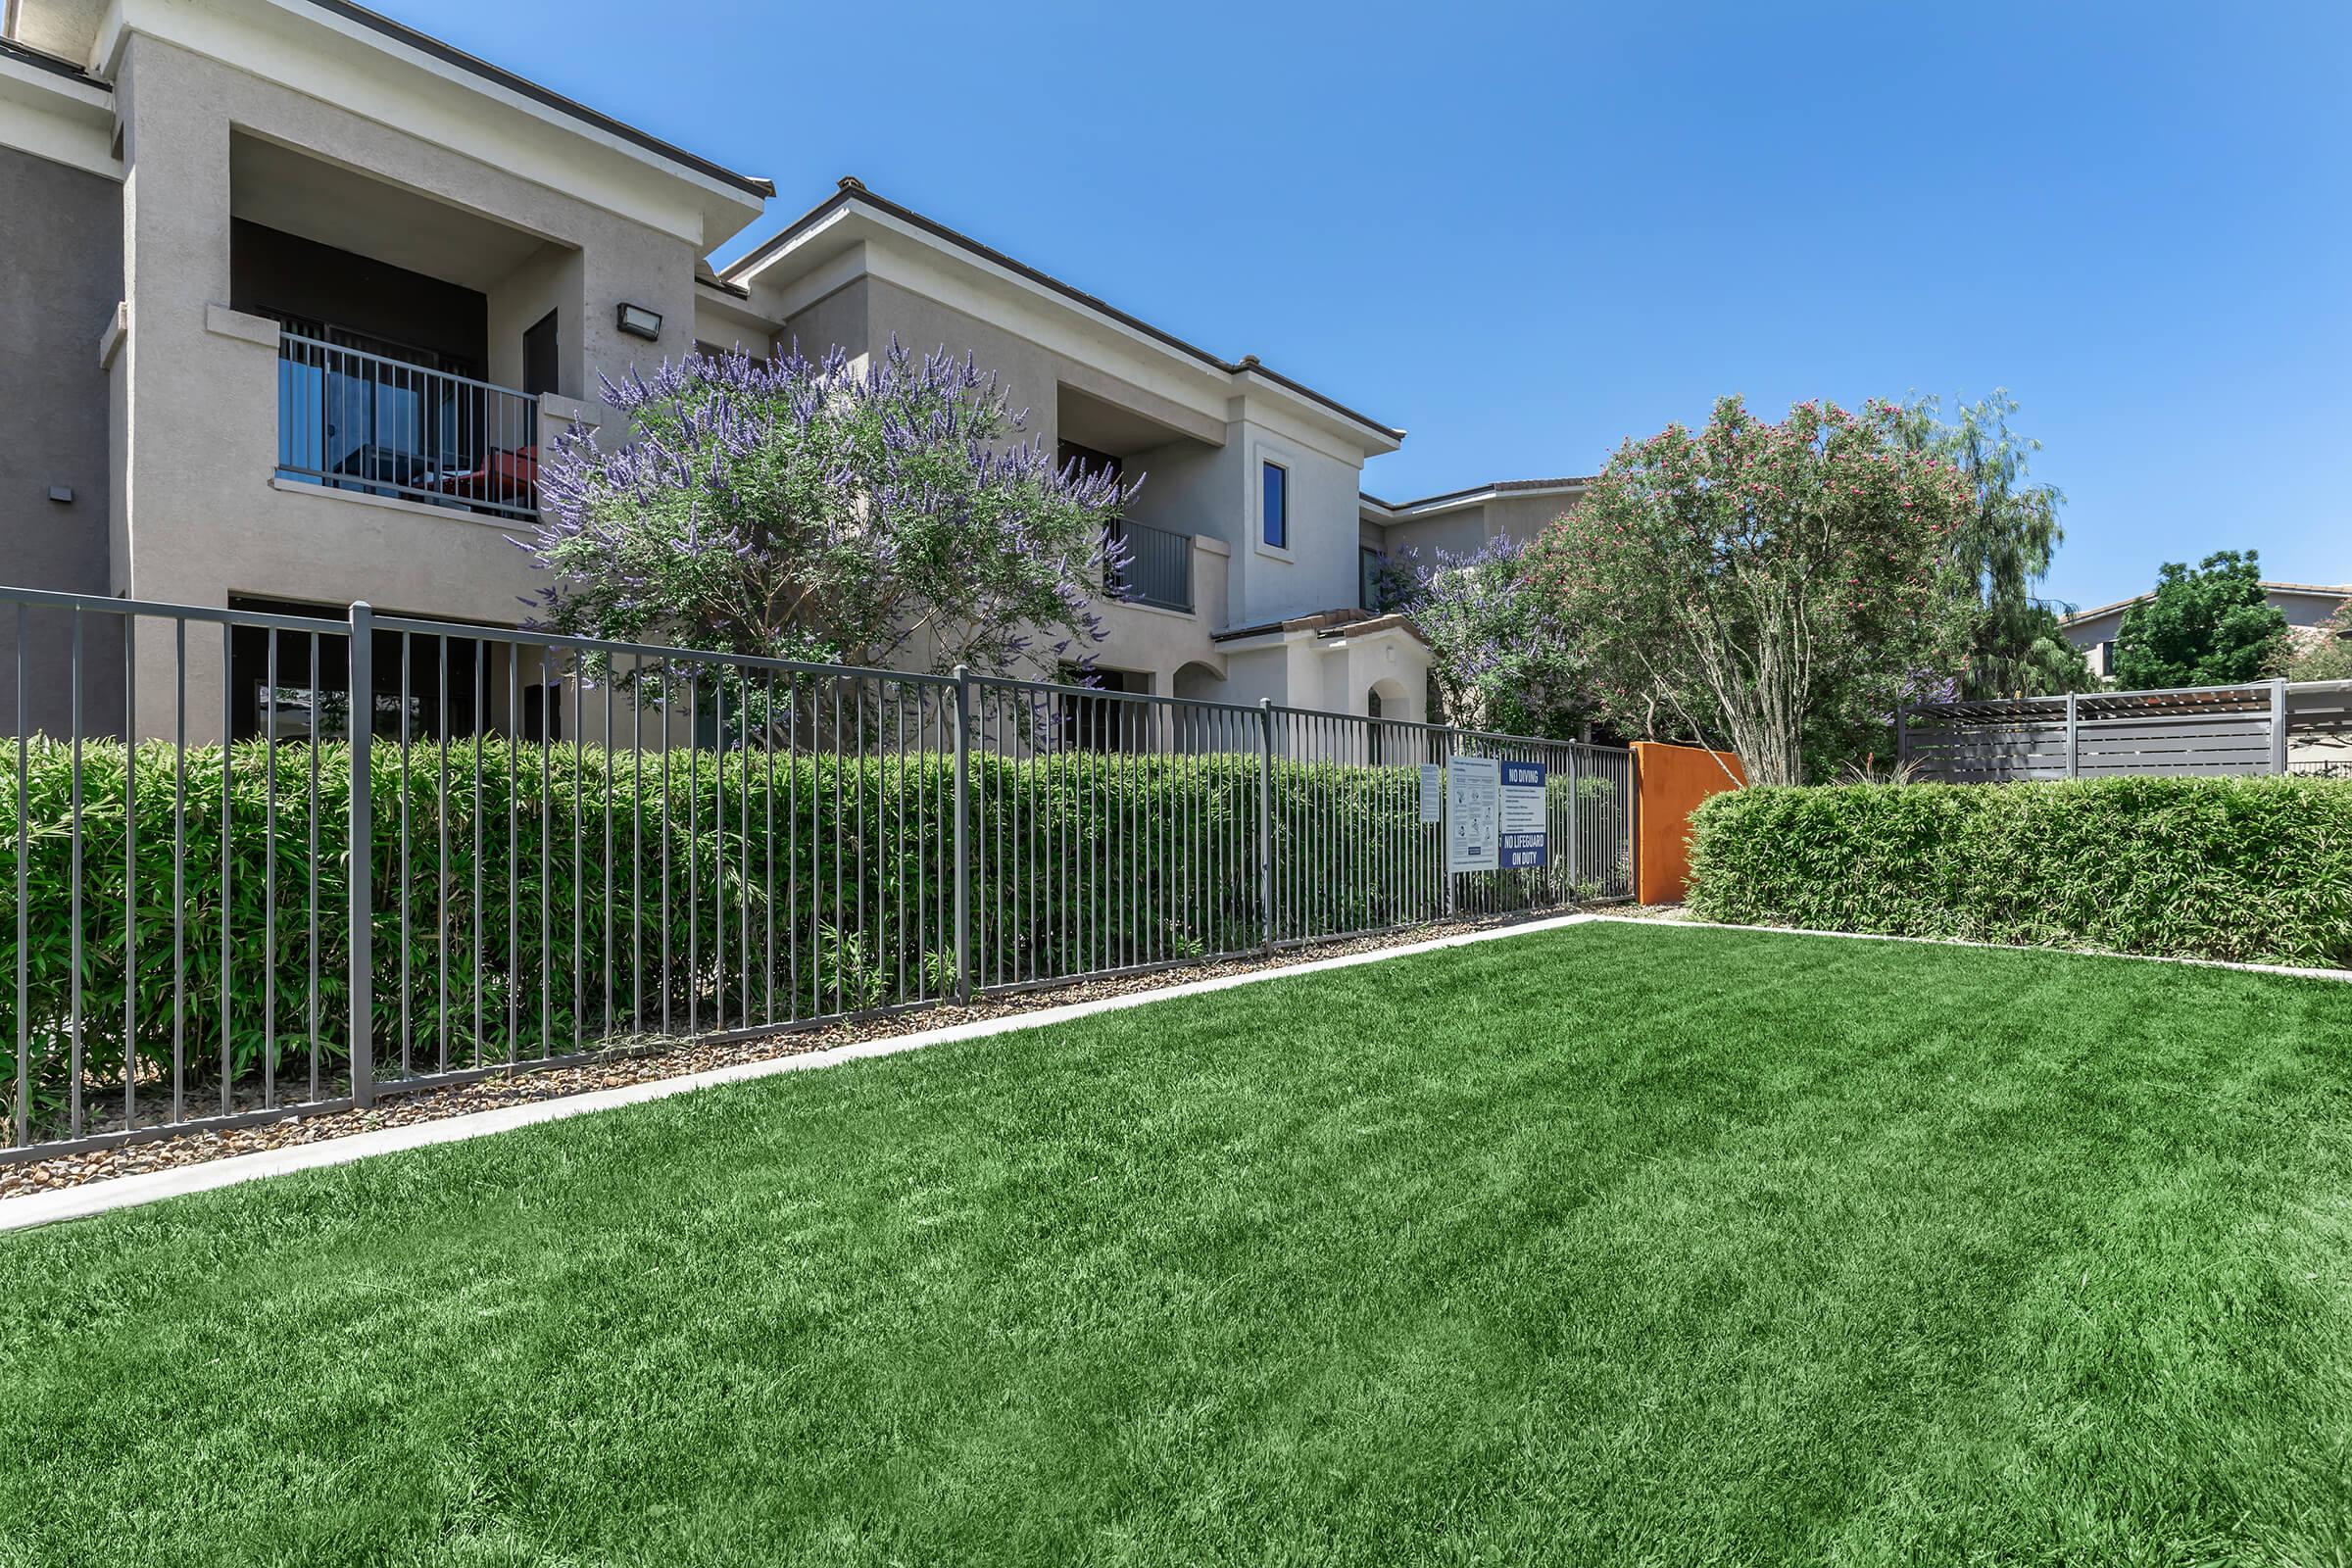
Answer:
1899 679 2352 782
0 585 1631 1158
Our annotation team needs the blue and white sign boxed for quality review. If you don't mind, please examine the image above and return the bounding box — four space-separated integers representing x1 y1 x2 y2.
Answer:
1498 760 1547 869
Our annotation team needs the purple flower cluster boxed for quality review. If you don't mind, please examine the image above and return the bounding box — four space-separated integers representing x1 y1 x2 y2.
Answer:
518 336 1140 684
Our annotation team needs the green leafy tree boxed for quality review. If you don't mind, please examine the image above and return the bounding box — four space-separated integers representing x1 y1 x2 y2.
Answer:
2112 552 2289 689
1896 391 2097 698
2009 602 2098 696
2276 598 2352 682
1531 396 1976 786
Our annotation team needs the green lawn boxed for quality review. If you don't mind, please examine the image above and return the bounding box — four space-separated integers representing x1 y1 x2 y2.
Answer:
5 923 2352 1567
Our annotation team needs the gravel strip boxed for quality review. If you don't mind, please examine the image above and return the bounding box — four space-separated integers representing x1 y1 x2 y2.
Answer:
1 918 1543 1200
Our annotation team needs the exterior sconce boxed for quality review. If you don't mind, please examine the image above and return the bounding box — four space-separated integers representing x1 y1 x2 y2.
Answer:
614 303 662 341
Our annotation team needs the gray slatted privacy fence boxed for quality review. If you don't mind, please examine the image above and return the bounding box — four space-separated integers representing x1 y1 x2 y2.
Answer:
1899 679 2352 783
0 584 1632 1159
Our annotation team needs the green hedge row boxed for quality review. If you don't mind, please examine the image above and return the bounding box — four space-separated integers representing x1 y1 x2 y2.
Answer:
3 738 1625 1129
1685 776 2352 968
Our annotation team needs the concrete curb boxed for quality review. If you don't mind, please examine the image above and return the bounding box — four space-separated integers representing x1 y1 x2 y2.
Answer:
1589 913 2352 983
0 913 1602 1234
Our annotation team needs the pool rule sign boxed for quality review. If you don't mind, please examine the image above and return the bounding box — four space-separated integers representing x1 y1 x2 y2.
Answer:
1447 757 1547 873
1446 757 1498 871
1496 760 1548 868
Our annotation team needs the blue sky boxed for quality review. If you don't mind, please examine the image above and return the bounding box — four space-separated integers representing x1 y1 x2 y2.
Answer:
394 0 2348 611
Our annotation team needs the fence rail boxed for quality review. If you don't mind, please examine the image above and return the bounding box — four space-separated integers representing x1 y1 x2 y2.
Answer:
1898 678 2352 782
0 586 1631 1158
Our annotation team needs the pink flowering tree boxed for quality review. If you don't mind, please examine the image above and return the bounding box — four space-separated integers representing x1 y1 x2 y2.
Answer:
1529 396 1976 785
526 339 1135 679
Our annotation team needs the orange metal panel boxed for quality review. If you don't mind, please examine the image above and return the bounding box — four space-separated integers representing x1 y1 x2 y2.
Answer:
1632 742 1745 904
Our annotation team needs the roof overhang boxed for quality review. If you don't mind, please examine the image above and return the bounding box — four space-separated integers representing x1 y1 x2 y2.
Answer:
0 35 117 177
2058 580 2352 630
90 0 771 247
1359 475 1595 521
1212 607 1428 650
725 180 1404 455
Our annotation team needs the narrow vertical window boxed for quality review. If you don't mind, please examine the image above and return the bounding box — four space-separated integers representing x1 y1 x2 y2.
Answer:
522 310 559 398
1262 461 1288 549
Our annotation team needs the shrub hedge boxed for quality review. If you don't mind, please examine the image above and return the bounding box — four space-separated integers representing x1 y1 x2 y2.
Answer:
1685 776 2352 969
2 738 1625 1130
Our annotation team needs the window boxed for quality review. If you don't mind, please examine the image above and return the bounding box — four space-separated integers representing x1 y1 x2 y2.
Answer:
1261 461 1288 550
1360 547 1384 610
522 310 559 398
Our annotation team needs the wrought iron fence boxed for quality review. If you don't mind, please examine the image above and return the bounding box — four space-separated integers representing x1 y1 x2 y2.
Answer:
276 330 542 521
0 586 1632 1158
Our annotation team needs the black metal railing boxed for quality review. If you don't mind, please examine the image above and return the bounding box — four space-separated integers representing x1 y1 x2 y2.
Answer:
1105 519 1193 612
276 331 542 521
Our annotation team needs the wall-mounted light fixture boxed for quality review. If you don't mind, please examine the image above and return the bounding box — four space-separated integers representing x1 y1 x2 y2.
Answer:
614 303 662 341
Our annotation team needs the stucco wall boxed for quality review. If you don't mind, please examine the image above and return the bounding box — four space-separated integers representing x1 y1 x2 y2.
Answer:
484 242 584 398
1377 489 1581 563
110 33 702 737
1482 491 1579 545
0 141 122 736
2063 588 2350 680
1232 421 1362 627
1124 433 1240 554
1379 503 1491 563
779 274 872 366
229 218 488 369
743 218 1399 715
830 274 1267 689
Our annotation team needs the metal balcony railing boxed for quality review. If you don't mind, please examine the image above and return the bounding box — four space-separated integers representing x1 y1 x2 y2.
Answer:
1105 518 1193 612
276 331 542 521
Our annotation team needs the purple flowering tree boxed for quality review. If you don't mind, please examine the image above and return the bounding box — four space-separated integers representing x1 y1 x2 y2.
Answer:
1377 537 1592 741
525 338 1135 680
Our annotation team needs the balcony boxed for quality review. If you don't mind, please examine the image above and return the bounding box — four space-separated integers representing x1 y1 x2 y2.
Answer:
276 331 543 521
1106 518 1193 613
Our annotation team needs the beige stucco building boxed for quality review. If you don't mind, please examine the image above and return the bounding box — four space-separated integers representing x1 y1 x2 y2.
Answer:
0 0 1592 741
2060 581 2351 684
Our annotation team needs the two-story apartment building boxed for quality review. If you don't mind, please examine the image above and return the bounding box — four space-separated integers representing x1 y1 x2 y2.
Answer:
2059 581 2351 684
0 0 1592 742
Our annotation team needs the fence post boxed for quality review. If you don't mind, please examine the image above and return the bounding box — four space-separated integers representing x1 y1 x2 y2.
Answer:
2065 692 2080 779
2272 678 2289 775
1256 699 1275 955
1565 744 1582 896
953 664 972 1003
1894 704 1908 771
1441 728 1456 921
347 602 374 1110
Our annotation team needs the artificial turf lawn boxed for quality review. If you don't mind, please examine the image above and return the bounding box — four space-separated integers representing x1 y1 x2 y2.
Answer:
4 923 2351 1566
